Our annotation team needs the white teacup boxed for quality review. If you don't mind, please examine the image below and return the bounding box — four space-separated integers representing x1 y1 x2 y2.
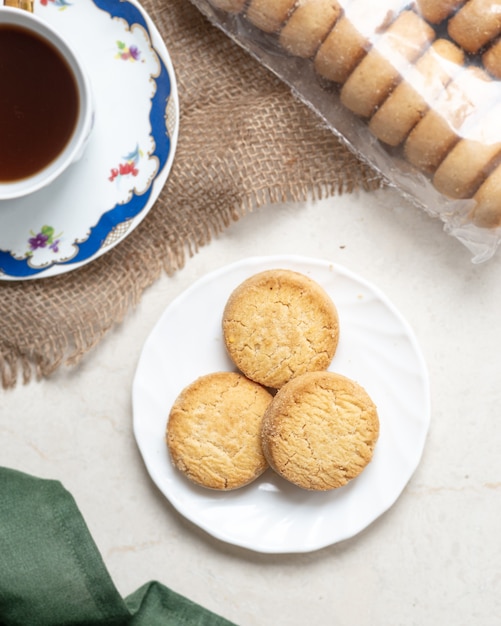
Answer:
0 2 94 200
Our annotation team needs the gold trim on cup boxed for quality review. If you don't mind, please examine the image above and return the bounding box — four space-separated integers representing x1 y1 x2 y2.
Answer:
3 0 34 12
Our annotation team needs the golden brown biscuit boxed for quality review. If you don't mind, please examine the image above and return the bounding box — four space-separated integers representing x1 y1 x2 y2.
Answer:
369 39 464 147
433 138 501 199
471 161 501 227
448 0 501 54
314 0 409 85
261 371 380 491
483 38 501 78
404 110 458 173
340 11 435 118
414 0 466 24
314 14 368 84
278 0 342 59
404 66 493 173
245 0 296 33
222 269 339 389
166 372 272 490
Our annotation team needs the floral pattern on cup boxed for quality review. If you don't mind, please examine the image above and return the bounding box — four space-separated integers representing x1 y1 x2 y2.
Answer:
40 0 72 10
109 145 143 182
115 41 141 62
26 226 62 257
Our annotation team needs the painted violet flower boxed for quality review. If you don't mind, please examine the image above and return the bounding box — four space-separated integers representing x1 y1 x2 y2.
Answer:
28 232 49 250
26 226 62 257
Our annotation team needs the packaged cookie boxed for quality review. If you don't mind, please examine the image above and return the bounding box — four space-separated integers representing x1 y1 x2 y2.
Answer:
190 0 501 261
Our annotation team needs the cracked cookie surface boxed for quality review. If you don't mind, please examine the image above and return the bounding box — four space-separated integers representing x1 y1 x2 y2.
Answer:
222 269 339 389
166 371 272 490
261 371 379 491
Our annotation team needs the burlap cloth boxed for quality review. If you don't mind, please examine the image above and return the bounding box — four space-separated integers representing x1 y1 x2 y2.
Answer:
0 0 383 389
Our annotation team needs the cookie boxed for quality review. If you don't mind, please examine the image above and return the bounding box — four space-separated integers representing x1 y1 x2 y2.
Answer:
414 0 466 24
433 137 501 199
404 66 493 173
245 0 296 33
222 269 339 389
314 14 369 84
278 0 342 59
369 39 464 147
471 161 501 227
483 38 501 79
448 0 501 54
340 10 435 119
314 0 410 85
166 372 272 490
261 371 380 491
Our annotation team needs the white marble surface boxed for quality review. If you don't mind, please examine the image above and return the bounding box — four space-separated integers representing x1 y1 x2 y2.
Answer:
1 186 500 625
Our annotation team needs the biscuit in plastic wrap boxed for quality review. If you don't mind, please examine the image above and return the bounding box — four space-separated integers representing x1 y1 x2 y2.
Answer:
192 0 501 261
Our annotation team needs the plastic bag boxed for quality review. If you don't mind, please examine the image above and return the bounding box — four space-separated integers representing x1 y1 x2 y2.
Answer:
189 0 501 262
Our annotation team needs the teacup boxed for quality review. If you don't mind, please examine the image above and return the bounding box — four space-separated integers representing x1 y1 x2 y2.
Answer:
0 1 94 200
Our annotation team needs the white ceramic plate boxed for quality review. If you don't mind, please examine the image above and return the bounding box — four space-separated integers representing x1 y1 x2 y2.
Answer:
133 256 430 553
0 0 178 280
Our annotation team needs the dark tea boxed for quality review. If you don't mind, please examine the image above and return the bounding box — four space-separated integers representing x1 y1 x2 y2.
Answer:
0 23 79 182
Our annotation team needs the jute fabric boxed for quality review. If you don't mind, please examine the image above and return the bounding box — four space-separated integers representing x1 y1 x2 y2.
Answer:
0 0 382 388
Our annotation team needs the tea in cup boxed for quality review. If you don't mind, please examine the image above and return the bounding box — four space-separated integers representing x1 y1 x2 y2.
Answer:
0 2 94 199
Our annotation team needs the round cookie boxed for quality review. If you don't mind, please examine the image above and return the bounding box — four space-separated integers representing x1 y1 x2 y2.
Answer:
404 66 493 173
471 161 501 227
314 0 410 84
314 14 369 84
414 0 466 24
245 0 296 33
483 38 501 79
222 269 339 389
278 0 342 59
261 371 380 491
166 372 272 490
340 10 435 119
448 0 501 54
404 108 460 173
369 39 464 147
433 138 501 199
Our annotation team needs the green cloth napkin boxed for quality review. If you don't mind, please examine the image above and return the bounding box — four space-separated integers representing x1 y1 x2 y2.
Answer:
0 467 236 626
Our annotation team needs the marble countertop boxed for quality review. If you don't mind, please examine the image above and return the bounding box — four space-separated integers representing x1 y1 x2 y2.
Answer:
1 186 500 625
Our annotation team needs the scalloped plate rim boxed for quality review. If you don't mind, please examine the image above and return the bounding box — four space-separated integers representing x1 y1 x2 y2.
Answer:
132 255 431 553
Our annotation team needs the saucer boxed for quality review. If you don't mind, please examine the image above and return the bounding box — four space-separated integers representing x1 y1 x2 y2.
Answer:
0 0 178 280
